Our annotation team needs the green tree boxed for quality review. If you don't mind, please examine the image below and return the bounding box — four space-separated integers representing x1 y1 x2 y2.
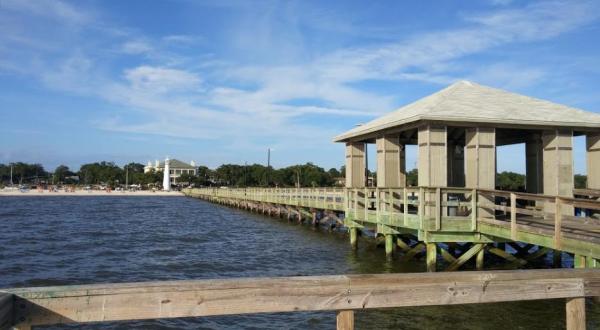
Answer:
78 162 124 186
496 171 525 191
406 169 418 186
574 174 587 189
53 165 74 184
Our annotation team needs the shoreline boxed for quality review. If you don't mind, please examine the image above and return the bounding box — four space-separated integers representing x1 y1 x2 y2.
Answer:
0 190 185 196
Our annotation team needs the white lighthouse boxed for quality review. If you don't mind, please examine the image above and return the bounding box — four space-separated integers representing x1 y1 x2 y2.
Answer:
162 157 171 191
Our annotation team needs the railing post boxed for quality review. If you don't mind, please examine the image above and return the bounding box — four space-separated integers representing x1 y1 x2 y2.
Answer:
566 297 586 330
555 197 562 250
510 193 517 240
336 310 354 330
402 188 408 226
376 187 380 223
419 187 425 230
435 187 441 231
471 189 477 231
364 187 368 221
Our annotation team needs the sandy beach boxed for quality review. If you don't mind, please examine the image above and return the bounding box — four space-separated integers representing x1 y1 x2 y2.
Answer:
0 189 185 196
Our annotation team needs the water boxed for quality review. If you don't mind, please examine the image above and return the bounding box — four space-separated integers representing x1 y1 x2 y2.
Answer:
0 196 598 329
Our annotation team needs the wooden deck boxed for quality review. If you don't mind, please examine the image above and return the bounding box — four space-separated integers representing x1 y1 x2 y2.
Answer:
183 187 600 265
2 269 599 329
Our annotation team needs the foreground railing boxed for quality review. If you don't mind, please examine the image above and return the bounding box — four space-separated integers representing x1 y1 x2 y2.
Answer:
1 269 598 329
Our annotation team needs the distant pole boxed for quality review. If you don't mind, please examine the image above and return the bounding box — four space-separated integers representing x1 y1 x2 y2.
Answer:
10 164 13 186
244 161 248 187
267 148 271 187
125 165 129 189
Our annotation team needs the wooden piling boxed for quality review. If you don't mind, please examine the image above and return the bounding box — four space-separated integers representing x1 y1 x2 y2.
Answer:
350 228 358 250
426 243 437 272
385 234 394 257
476 248 484 270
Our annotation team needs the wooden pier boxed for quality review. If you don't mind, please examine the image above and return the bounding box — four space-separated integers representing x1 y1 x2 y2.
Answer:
2 269 599 329
183 186 600 272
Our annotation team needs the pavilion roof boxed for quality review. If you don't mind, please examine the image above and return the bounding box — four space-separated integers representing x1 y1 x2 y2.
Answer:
157 159 196 169
334 80 600 142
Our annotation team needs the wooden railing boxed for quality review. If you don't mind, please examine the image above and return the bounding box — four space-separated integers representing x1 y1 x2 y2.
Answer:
1 269 598 330
185 187 600 260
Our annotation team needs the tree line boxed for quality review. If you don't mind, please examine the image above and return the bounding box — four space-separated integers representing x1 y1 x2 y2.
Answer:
0 161 589 190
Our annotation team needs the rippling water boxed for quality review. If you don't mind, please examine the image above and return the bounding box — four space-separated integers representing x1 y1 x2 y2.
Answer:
1 196 598 329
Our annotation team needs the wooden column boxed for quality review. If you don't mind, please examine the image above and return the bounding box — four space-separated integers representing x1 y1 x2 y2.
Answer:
418 125 448 217
346 142 365 250
426 243 437 272
376 136 406 188
587 133 600 189
566 298 586 330
345 142 366 188
526 133 544 194
476 248 485 270
543 129 574 215
336 310 354 330
350 228 358 250
465 127 496 218
385 234 394 257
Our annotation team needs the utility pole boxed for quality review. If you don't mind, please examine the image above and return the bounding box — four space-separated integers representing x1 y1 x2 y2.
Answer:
9 163 13 186
266 148 271 187
125 165 129 189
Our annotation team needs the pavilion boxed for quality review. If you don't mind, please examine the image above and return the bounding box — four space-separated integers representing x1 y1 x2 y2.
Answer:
335 80 600 215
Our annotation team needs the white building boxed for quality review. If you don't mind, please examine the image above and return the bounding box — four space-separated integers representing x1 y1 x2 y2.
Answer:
144 159 197 185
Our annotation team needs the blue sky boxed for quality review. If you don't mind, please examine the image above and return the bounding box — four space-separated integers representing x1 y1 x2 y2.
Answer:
1 0 599 174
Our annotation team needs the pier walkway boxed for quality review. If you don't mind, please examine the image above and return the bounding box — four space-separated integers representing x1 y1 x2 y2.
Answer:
184 187 600 271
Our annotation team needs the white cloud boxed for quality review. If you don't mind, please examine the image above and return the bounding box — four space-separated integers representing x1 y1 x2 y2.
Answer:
2 0 600 167
121 40 153 55
124 66 202 93
1 0 90 24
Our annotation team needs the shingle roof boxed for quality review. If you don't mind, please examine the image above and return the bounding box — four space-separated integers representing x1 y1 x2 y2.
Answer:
334 80 600 142
157 159 196 169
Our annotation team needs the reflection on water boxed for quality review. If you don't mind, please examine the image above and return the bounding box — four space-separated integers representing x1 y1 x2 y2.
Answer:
0 196 598 329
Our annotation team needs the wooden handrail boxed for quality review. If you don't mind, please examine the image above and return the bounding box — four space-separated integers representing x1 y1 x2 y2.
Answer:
1 269 598 330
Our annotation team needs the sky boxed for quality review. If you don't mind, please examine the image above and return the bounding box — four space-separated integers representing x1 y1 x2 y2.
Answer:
1 0 599 174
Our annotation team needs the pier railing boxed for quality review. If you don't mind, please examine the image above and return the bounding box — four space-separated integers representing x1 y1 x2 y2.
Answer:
1 269 598 329
185 187 600 261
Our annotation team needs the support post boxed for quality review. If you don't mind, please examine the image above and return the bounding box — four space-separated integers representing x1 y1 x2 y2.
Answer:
426 243 437 272
476 248 484 270
587 133 600 189
385 234 394 257
350 228 358 250
574 255 587 269
543 129 574 215
345 142 366 188
465 127 496 218
336 310 354 330
418 124 448 217
376 136 406 188
566 298 586 330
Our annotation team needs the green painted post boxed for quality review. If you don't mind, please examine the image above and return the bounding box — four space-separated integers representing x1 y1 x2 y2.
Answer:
476 248 484 270
350 228 358 250
426 243 437 272
574 254 586 269
385 234 394 257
